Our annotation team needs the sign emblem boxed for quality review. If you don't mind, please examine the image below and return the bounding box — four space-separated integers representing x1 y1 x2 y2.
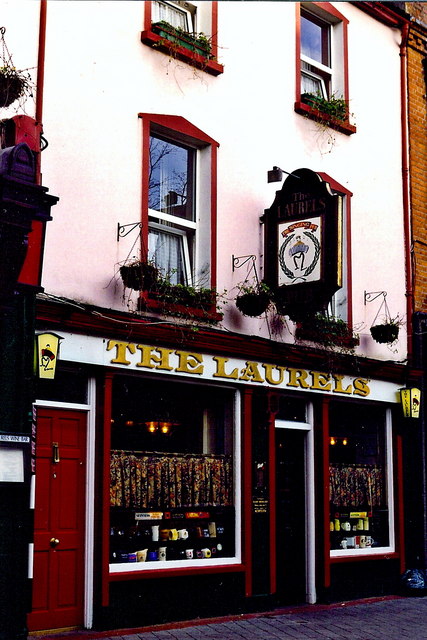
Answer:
278 218 321 286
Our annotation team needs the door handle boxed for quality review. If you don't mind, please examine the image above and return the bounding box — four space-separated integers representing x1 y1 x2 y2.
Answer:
52 442 60 463
50 537 60 548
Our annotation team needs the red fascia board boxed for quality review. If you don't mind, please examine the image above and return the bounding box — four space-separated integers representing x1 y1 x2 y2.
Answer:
317 172 353 197
138 112 219 148
351 2 408 28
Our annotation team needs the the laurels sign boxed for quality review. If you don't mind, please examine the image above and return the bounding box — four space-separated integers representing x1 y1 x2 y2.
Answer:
263 168 342 317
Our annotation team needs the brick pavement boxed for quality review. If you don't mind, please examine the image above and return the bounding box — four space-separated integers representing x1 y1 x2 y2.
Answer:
30 596 427 640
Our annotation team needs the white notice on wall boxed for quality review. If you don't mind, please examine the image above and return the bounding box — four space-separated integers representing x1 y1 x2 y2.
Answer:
0 448 24 482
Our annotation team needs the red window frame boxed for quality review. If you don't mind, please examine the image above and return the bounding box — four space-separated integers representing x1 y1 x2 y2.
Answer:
141 1 224 76
295 2 356 135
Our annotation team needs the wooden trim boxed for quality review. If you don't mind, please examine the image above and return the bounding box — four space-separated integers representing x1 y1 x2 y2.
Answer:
395 432 406 575
101 372 114 608
210 143 218 289
109 563 245 582
242 388 253 597
321 396 331 588
268 404 277 594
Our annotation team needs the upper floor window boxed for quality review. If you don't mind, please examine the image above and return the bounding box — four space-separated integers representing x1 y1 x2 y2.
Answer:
301 10 331 98
139 113 219 292
151 0 196 32
148 135 196 285
295 3 355 135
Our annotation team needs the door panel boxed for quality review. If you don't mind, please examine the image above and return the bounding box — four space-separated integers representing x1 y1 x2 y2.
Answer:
275 429 306 603
27 409 86 632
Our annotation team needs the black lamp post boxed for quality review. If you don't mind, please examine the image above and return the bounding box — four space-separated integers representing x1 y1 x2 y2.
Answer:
0 142 58 640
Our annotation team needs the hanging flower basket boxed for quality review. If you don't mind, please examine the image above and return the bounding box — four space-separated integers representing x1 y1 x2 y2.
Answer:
0 28 34 108
119 261 159 291
370 322 400 345
235 287 271 317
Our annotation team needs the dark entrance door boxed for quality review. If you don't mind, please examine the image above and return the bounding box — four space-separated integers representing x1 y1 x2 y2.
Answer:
275 428 306 603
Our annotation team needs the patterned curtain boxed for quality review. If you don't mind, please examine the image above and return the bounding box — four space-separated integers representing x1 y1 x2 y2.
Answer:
329 464 384 507
110 451 233 509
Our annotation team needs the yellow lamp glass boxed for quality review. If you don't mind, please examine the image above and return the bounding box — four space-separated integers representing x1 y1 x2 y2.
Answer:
400 387 421 418
36 332 62 379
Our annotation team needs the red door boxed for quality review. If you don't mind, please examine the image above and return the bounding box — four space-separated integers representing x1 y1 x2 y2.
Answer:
28 408 86 632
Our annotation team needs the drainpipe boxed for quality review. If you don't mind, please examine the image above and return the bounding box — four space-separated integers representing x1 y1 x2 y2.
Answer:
35 0 47 181
400 20 412 360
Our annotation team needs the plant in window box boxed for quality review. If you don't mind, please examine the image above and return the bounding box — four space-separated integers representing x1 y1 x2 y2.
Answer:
235 281 272 318
295 313 359 350
141 277 225 324
119 260 160 292
151 21 212 58
301 92 350 123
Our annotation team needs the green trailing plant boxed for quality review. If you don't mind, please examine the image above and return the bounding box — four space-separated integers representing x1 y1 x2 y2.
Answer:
295 312 359 350
235 281 272 317
301 92 349 122
151 20 213 57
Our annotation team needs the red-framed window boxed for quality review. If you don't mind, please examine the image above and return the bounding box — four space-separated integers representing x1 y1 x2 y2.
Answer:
138 113 219 293
295 2 356 135
141 1 224 76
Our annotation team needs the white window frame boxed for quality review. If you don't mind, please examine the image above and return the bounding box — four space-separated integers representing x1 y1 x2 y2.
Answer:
109 384 242 574
151 0 195 32
148 219 194 286
330 407 395 558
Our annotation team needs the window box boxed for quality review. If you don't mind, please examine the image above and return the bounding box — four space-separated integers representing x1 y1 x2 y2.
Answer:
151 21 212 58
139 286 223 324
141 26 224 76
295 314 359 349
295 96 356 136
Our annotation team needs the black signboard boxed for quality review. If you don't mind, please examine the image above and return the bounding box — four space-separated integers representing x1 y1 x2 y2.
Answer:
263 168 342 319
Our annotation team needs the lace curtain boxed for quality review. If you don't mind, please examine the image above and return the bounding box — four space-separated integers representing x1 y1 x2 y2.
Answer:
329 464 384 507
110 451 233 509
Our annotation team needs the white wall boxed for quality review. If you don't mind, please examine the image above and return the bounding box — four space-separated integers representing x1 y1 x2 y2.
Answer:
3 1 406 362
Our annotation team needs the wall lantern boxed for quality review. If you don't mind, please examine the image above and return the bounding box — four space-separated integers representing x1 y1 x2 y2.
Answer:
36 332 62 379
399 387 421 418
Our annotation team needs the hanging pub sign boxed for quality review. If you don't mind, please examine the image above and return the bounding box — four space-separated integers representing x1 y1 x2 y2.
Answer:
36 332 63 379
262 168 342 319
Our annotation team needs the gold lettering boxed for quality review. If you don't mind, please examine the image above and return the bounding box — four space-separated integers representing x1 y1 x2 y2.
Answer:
286 368 310 389
263 364 286 386
332 374 353 395
106 340 135 365
353 378 370 397
213 356 239 379
175 351 204 375
135 345 174 371
310 371 332 391
239 361 265 383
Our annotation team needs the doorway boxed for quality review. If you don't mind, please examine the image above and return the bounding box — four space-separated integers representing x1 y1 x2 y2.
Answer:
27 408 87 632
275 428 307 602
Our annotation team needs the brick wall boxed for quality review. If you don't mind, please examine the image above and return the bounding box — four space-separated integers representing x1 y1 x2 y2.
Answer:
406 3 427 311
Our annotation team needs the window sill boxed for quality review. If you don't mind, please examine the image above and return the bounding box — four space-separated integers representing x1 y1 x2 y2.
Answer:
294 101 356 136
109 561 245 581
141 29 224 76
139 292 223 324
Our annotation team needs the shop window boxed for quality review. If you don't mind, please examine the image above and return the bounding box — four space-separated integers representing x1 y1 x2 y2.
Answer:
109 377 238 571
148 135 196 285
329 403 394 557
36 367 88 405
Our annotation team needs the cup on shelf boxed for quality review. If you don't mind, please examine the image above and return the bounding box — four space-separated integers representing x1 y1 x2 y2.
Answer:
151 525 159 541
136 549 148 562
